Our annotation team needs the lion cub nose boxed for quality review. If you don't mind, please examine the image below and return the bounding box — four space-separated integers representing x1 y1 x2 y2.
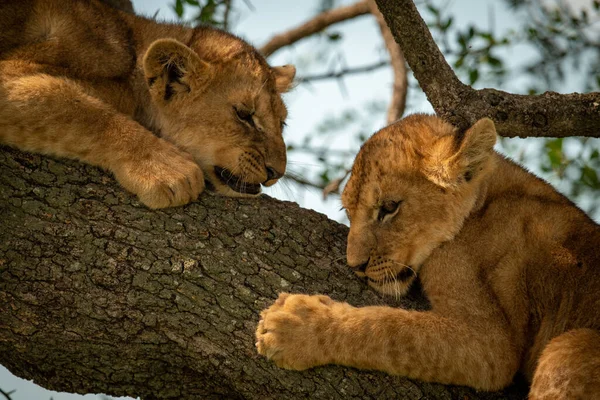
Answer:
266 166 283 181
348 261 368 273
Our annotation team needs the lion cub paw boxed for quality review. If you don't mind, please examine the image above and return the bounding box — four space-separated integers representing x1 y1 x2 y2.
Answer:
114 140 205 209
256 293 342 370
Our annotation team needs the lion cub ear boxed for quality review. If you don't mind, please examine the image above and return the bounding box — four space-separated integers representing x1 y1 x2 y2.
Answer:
143 39 213 102
427 118 497 187
272 65 296 93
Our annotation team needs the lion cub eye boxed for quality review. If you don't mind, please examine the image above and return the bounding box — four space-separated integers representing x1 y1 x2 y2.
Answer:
377 200 401 222
234 107 256 128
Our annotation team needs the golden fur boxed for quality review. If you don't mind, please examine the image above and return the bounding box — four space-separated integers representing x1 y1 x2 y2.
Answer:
0 0 295 208
257 114 600 398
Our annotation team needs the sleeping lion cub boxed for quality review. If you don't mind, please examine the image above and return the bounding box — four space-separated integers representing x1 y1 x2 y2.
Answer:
0 0 295 208
257 115 600 398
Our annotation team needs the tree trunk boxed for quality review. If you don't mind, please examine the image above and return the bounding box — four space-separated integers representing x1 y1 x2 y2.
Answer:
374 0 600 138
0 147 529 399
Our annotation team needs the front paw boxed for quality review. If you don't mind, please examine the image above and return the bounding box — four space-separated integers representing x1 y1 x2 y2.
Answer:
256 293 341 371
114 139 205 209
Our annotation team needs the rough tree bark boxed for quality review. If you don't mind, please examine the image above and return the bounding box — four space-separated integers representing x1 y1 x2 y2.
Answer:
0 147 531 399
374 0 600 138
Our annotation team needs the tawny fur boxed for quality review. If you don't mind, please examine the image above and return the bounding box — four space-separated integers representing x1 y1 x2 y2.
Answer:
256 114 600 398
0 0 295 208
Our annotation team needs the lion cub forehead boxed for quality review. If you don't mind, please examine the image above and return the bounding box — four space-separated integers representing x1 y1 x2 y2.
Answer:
342 114 457 210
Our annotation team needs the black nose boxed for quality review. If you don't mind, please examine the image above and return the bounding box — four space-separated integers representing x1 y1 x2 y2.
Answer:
349 261 368 273
266 166 282 181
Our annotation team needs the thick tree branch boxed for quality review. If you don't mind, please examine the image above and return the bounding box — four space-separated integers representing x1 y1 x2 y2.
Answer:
0 147 529 399
260 1 371 57
374 0 600 138
368 0 408 124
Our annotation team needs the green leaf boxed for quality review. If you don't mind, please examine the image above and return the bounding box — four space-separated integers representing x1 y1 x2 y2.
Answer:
546 138 563 152
545 138 565 171
441 17 453 31
469 68 479 85
528 28 538 39
582 165 600 188
478 32 493 42
457 34 467 49
174 0 184 17
327 32 342 41
487 55 503 68
426 4 440 16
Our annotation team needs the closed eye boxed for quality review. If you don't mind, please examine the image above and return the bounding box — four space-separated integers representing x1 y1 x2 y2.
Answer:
377 200 401 222
234 106 256 128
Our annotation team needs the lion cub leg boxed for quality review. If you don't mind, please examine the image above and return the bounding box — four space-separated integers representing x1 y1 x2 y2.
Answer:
0 71 204 208
256 293 519 391
530 329 600 400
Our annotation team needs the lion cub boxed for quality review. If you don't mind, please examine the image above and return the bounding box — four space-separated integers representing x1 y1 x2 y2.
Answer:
257 115 600 398
0 0 295 208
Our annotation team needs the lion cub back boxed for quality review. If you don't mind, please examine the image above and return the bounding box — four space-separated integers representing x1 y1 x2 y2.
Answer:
0 0 135 78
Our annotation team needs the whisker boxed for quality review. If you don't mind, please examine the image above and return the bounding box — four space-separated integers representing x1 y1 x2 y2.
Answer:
286 160 321 168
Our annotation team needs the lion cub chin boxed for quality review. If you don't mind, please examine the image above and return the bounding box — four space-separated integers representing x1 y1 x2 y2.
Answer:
257 114 600 398
0 0 296 208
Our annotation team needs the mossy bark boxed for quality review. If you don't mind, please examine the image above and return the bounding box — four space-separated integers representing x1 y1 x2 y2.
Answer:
0 148 530 399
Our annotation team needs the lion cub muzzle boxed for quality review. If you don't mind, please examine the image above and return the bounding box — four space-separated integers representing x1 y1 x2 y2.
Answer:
208 145 286 196
349 256 416 296
213 166 261 195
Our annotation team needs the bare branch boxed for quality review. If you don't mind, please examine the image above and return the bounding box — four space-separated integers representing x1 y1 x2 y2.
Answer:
373 0 600 138
322 170 351 200
222 0 232 31
260 1 371 57
0 388 15 400
241 0 255 12
368 0 408 124
283 174 327 190
296 60 389 83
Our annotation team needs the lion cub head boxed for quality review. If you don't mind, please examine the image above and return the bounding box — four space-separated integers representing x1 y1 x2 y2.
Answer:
341 114 497 296
142 29 295 196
